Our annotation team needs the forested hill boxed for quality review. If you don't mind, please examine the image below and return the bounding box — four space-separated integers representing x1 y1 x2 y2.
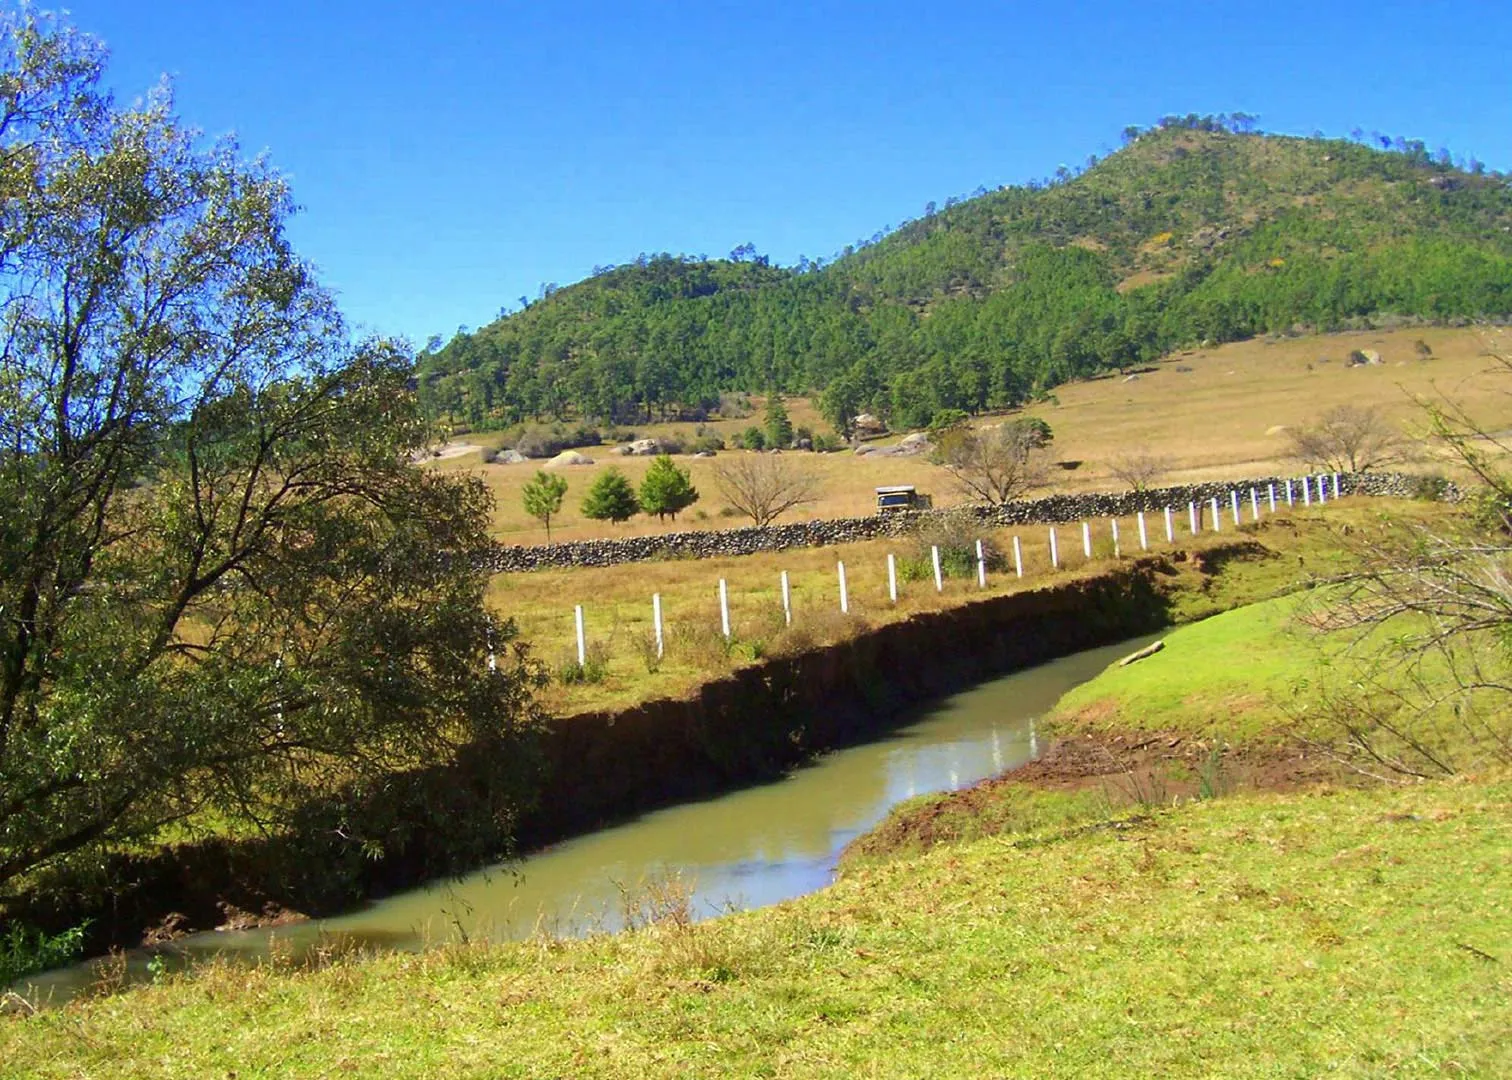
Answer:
416 121 1512 435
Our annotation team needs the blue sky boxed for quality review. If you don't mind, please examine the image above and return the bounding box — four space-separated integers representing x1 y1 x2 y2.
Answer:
64 1 1512 347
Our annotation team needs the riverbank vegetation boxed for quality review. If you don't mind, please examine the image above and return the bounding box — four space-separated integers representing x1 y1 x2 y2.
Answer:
5 775 1506 1076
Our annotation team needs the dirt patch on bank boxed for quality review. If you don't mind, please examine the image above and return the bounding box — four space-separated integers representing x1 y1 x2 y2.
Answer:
851 729 1365 863
1016 730 1355 795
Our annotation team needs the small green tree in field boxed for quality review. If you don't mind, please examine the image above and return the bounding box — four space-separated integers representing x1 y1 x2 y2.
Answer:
764 394 794 449
522 470 569 540
581 468 640 524
638 455 699 522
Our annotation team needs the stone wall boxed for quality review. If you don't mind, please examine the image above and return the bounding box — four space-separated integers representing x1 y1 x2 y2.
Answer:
486 471 1455 573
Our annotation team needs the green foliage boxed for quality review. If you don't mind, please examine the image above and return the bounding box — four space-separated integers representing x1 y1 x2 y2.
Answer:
417 126 1512 432
0 920 89 985
580 468 640 523
901 513 1005 580
739 426 766 451
557 640 610 685
927 408 969 435
521 470 569 539
637 455 699 522
763 395 793 449
0 12 545 892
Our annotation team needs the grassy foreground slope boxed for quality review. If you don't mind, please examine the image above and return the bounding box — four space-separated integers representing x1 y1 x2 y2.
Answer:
4 778 1508 1077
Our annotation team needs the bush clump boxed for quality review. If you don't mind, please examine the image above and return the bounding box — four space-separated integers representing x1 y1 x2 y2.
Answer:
509 423 603 459
899 512 1005 580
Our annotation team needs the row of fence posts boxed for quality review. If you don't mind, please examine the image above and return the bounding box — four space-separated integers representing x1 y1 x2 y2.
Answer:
555 472 1346 664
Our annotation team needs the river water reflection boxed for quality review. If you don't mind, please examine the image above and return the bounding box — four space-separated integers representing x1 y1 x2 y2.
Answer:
23 633 1152 1001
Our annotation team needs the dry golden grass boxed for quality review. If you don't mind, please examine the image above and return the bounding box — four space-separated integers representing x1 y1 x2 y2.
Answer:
491 496 1298 717
435 327 1512 544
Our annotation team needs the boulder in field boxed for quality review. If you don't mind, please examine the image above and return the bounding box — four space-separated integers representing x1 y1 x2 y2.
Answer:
544 450 594 468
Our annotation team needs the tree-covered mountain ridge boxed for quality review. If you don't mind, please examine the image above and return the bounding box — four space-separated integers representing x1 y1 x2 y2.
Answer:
417 122 1512 435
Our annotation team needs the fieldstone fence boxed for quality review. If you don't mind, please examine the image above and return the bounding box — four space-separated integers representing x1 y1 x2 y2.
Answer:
485 471 1456 573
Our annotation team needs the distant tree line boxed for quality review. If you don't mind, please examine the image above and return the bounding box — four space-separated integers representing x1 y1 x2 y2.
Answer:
416 125 1512 437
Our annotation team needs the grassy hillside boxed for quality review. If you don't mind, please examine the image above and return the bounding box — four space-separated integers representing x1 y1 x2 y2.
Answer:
6 777 1506 1077
417 121 1512 436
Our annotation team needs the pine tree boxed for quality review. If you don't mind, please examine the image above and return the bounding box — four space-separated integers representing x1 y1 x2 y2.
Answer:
580 467 640 524
521 470 569 540
764 393 794 449
638 454 699 522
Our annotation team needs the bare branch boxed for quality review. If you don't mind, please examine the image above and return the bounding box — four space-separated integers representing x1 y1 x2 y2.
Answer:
711 454 820 527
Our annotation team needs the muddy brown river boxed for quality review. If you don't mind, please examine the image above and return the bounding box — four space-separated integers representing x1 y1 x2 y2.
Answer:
20 634 1152 1002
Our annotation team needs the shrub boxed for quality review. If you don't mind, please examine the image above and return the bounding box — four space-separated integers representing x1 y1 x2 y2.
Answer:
1 920 89 985
718 391 753 419
739 426 766 451
905 512 1005 579
558 639 610 684
512 423 603 459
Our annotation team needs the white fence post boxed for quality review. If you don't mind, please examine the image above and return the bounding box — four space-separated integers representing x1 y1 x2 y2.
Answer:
1250 487 1260 521
837 560 849 614
1230 490 1241 526
887 552 898 603
1286 478 1294 507
1210 497 1221 532
1082 521 1092 559
719 579 731 639
1268 483 1277 513
1188 501 1198 535
931 545 943 592
1316 474 1327 505
1137 511 1148 551
781 570 791 626
1111 519 1121 558
1302 475 1312 507
1049 527 1059 569
575 604 586 666
653 592 664 659
975 539 987 587
1332 472 1341 499
1164 506 1174 544
1012 535 1023 578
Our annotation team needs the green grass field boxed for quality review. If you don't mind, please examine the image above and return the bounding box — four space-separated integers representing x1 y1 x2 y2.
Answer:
5 777 1507 1077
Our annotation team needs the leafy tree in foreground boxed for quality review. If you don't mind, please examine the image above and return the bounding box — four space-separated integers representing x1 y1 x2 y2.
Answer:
580 467 640 524
0 11 543 892
638 455 699 522
522 470 569 540
712 455 820 527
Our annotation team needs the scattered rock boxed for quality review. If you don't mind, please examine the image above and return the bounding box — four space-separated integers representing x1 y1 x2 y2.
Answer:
693 450 716 458
622 438 663 456
852 412 887 435
1123 373 1140 382
1265 425 1289 437
493 448 528 464
896 432 932 455
544 450 594 468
